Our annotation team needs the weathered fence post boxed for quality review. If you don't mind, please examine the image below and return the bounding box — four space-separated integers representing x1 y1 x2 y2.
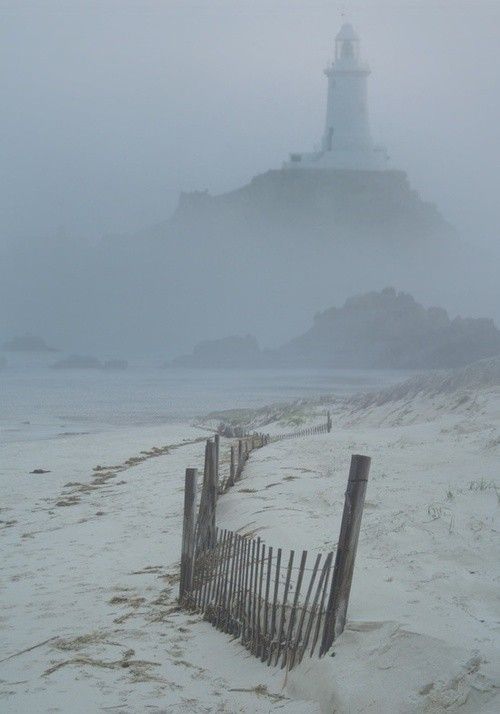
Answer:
238 439 243 468
196 441 209 549
207 440 217 546
196 440 218 551
179 467 198 603
214 433 220 491
229 445 235 487
320 454 371 655
327 411 332 433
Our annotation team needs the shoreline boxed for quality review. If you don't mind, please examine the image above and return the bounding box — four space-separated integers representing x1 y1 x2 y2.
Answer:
0 364 412 448
1 370 499 712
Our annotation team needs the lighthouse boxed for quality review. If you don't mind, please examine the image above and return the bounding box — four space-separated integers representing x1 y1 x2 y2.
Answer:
284 24 388 171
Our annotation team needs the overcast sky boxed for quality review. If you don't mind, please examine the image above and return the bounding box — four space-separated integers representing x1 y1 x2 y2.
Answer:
2 0 499 246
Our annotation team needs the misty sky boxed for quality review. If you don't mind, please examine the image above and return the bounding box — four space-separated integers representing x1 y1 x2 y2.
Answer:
2 0 499 247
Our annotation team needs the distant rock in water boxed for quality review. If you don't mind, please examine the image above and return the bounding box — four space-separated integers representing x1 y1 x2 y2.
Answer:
3 335 59 352
171 288 500 370
51 354 102 369
275 288 500 369
103 359 128 370
171 335 261 368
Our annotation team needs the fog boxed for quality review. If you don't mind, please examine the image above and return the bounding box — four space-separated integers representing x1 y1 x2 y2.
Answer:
1 0 499 358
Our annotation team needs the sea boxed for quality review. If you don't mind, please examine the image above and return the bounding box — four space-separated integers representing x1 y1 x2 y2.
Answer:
0 355 410 445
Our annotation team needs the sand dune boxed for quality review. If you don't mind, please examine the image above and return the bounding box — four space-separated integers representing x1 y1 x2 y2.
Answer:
1 366 499 712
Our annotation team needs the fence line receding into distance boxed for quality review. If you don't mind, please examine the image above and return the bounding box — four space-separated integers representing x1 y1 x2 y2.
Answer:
178 412 371 670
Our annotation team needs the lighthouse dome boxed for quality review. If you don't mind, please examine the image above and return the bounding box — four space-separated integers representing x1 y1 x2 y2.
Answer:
336 23 359 41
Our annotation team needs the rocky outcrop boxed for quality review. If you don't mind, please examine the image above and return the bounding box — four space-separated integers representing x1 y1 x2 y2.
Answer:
171 289 500 370
51 355 129 370
3 335 59 352
275 288 500 369
171 169 456 248
51 355 102 369
171 334 261 368
103 359 128 370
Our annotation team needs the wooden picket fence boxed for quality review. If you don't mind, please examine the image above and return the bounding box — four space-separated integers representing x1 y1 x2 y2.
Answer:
179 413 371 670
270 412 332 442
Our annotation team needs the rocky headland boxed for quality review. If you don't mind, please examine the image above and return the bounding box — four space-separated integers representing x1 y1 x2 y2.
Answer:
168 168 456 249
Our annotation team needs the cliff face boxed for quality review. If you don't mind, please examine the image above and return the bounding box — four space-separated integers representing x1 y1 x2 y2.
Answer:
275 288 500 369
171 169 456 247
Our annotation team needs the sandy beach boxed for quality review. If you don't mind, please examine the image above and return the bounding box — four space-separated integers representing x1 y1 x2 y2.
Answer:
3 2 500 711
1 364 499 712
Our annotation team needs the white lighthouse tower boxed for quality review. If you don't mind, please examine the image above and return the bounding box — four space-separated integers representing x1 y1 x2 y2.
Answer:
284 23 388 171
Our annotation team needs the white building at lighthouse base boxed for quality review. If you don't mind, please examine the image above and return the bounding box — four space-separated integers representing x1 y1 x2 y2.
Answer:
283 144 388 171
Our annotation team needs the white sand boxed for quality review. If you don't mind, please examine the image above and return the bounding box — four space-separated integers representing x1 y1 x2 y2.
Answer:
1 376 499 712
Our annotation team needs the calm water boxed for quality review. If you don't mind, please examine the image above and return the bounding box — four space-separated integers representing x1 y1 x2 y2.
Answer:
0 360 410 444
